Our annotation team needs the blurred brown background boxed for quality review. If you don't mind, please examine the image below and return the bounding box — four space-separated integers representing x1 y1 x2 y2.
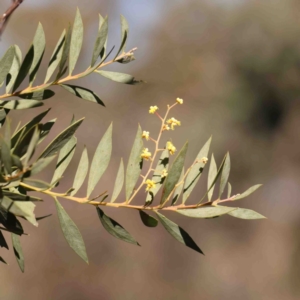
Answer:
1 0 300 299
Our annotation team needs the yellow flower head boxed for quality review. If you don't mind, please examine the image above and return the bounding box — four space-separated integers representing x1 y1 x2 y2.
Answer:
201 157 208 164
161 169 168 178
141 148 152 160
142 131 150 141
166 117 181 130
145 179 156 191
149 106 158 114
166 141 176 155
162 124 170 131
176 98 183 104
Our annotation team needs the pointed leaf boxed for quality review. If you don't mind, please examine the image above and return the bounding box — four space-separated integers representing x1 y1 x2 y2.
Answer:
1 140 12 173
22 178 51 190
172 167 184 205
114 15 129 59
6 45 22 93
2 191 42 202
156 212 204 254
0 256 7 264
111 158 124 202
13 124 37 158
29 23 46 85
39 118 83 159
19 89 55 100
0 100 43 110
57 24 72 79
39 118 57 144
227 182 232 198
55 198 88 263
30 155 56 176
139 210 158 227
23 125 41 167
219 153 230 198
0 230 8 249
71 146 89 196
60 84 104 106
228 208 266 220
87 123 112 197
91 15 108 67
96 207 139 245
146 148 169 205
126 124 143 200
161 142 188 205
183 137 211 203
0 46 15 85
69 8 83 75
11 233 24 272
44 30 65 83
96 70 141 85
234 184 262 200
51 136 77 184
177 206 237 218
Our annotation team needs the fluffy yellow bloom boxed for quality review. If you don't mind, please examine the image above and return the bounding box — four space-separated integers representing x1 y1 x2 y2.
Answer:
162 124 170 131
142 131 150 140
149 106 158 114
201 157 208 164
145 179 156 191
141 148 152 160
166 117 181 130
176 98 183 104
161 169 168 178
167 141 176 155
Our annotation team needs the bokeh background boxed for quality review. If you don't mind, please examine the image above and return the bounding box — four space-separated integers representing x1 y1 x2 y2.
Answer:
1 0 300 299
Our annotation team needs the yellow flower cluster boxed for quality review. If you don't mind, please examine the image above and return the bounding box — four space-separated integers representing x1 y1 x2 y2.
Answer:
176 98 183 104
145 179 156 191
142 131 150 140
141 148 152 160
166 117 181 130
167 141 176 155
149 106 158 114
161 169 168 178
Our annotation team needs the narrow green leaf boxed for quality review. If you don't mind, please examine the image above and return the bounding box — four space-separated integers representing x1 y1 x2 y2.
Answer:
234 184 262 200
96 70 141 85
200 153 227 204
228 208 266 220
114 15 129 59
1 140 12 173
91 15 108 66
0 230 9 249
19 89 55 100
39 118 57 144
13 124 37 158
23 125 41 167
125 124 143 200
145 148 169 205
0 209 24 235
44 30 65 83
139 210 158 227
39 118 83 159
69 8 83 75
177 206 237 218
0 196 37 226
60 84 105 106
22 178 51 190
6 45 22 93
111 158 124 202
87 123 112 197
227 182 232 198
57 24 72 79
3 117 11 149
29 23 46 85
51 136 77 184
0 46 15 86
30 155 56 176
172 167 184 205
11 233 24 272
55 198 88 263
96 207 139 245
2 191 42 202
0 108 9 127
219 153 230 198
12 40 34 92
161 142 188 205
156 211 204 254
0 100 43 110
71 146 89 196
11 108 50 148
183 137 211 203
